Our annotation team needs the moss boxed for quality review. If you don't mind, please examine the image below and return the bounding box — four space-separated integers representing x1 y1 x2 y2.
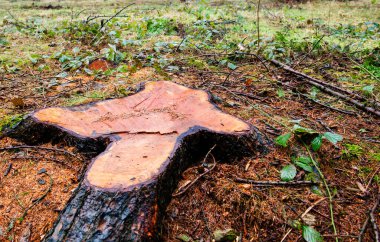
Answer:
0 114 24 133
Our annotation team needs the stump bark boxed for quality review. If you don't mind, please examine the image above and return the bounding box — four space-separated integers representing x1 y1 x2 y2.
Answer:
8 81 268 241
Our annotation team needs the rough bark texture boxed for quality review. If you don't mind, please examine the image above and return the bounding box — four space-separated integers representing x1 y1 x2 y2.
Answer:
7 81 268 241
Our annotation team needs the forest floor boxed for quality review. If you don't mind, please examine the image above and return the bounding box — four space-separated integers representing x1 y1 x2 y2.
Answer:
0 0 379 241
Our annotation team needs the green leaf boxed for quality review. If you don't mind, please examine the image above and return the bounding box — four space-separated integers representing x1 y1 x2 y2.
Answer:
311 135 323 151
72 47 80 55
311 185 323 196
227 62 237 70
295 156 312 164
55 72 68 78
362 85 374 95
59 55 72 63
295 161 313 172
302 225 323 242
220 59 227 65
29 54 41 64
277 88 285 98
280 164 297 181
292 124 316 134
275 133 292 147
213 228 237 242
176 234 191 242
323 132 343 145
295 156 313 172
310 87 320 99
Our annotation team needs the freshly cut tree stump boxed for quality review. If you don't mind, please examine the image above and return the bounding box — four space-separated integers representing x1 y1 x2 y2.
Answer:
8 81 267 241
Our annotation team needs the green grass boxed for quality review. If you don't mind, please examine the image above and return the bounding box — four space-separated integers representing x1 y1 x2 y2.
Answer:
0 0 379 95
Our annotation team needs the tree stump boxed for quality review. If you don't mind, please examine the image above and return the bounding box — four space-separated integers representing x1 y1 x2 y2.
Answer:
8 81 267 241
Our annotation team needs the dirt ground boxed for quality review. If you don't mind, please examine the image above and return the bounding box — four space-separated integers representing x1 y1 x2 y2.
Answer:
0 56 379 241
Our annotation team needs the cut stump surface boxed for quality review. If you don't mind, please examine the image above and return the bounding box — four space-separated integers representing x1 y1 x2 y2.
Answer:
9 81 267 241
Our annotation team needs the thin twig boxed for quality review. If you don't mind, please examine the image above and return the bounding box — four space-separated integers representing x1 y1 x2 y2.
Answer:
86 15 129 23
4 163 12 176
322 234 358 238
346 56 380 82
293 35 325 69
256 0 261 49
0 145 78 158
281 197 327 242
304 144 338 242
234 178 318 186
99 4 135 30
359 191 380 242
172 145 216 197
318 119 334 132
365 166 380 191
175 37 187 52
279 81 356 115
370 210 379 242
358 216 370 242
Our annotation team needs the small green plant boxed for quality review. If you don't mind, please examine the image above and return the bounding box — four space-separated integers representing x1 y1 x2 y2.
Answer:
275 124 343 151
0 37 9 47
277 88 285 98
53 49 96 71
342 143 363 159
101 44 126 64
275 124 342 241
361 85 374 96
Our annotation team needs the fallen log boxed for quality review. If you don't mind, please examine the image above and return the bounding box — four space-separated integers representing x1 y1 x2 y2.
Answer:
270 59 380 117
7 81 267 241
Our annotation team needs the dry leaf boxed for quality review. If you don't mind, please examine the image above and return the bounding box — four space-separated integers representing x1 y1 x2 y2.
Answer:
11 98 25 108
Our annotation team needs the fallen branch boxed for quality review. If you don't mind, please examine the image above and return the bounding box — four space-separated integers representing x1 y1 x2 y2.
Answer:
172 145 216 197
271 59 377 105
234 178 318 186
279 81 356 115
270 59 380 117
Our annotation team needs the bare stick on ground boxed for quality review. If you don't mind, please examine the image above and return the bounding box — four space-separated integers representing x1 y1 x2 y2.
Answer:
172 145 216 197
270 59 380 117
234 177 318 186
358 191 380 242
